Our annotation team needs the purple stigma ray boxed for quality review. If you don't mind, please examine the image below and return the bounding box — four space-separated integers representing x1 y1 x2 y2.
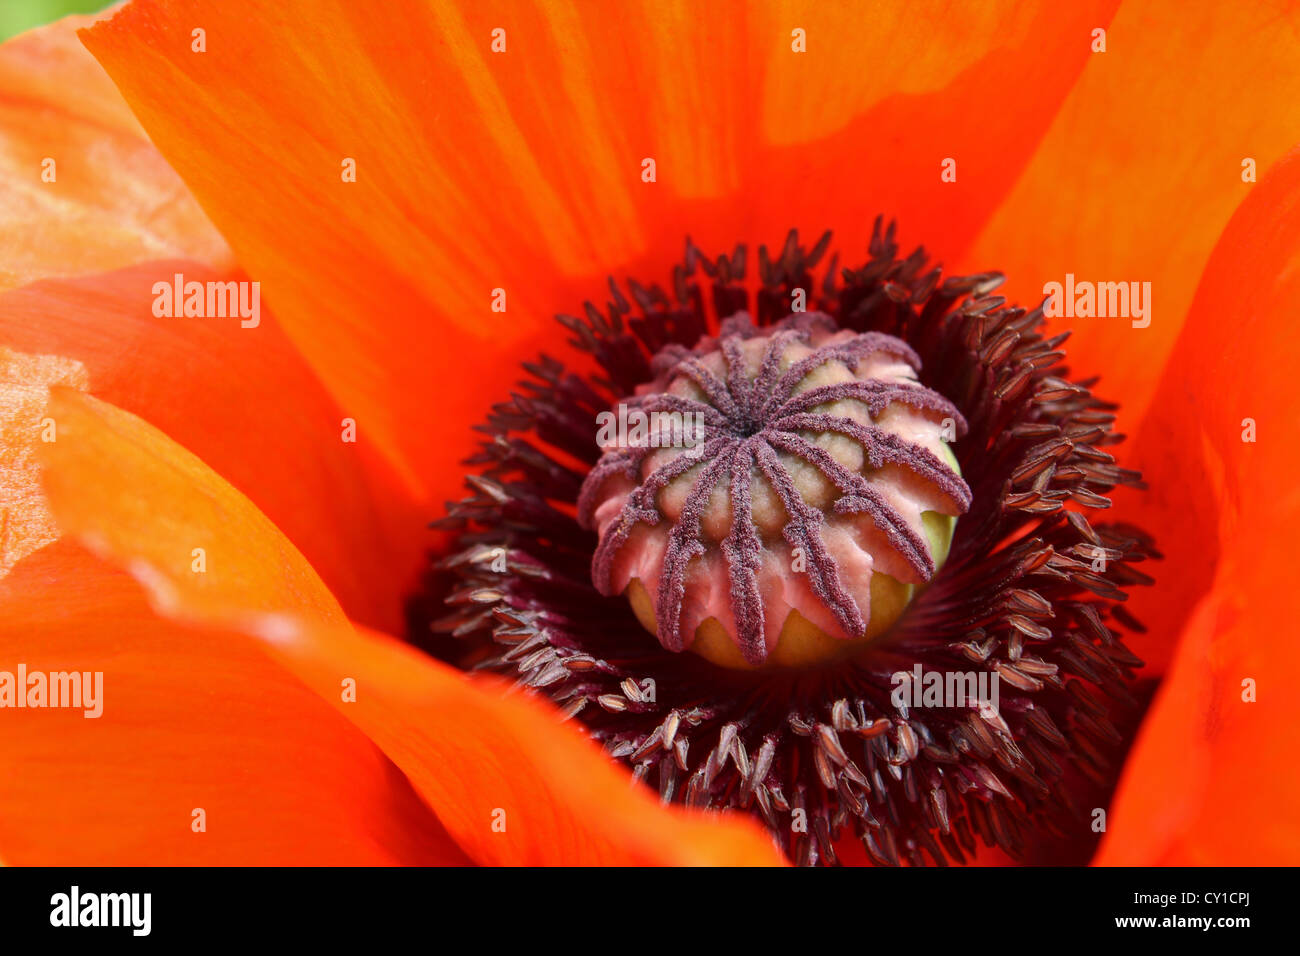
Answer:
752 329 804 402
772 413 972 512
756 333 920 421
588 435 728 593
655 447 738 652
720 336 754 425
721 439 766 664
753 440 866 639
778 379 963 421
677 358 739 419
763 430 934 579
580 316 973 663
576 449 643 525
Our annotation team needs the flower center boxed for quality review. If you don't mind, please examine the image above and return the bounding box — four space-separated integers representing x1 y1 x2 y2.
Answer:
578 313 971 669
430 224 1157 867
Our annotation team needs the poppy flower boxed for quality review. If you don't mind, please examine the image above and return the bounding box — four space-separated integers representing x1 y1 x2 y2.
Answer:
0 0 1296 867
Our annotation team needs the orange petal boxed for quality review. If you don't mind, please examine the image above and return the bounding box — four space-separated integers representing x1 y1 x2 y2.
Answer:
739 0 1120 264
1 263 425 633
0 539 469 865
1 360 462 863
38 386 786 865
1 8 427 631
82 0 1113 503
1 10 426 631
1095 147 1300 864
966 0 1300 434
40 386 347 627
0 12 230 291
82 0 556 502
0 338 468 865
250 616 788 866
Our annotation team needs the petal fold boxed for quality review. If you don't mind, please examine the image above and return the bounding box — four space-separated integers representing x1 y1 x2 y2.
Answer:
252 615 789 866
0 540 469 865
1097 147 1300 864
38 387 786 865
967 1 1300 431
1 262 425 632
40 386 347 626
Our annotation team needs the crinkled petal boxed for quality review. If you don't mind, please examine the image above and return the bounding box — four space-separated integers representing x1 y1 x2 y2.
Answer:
0 12 230 290
1 264 424 632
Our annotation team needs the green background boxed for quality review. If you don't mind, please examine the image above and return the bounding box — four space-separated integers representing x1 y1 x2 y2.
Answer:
0 0 111 42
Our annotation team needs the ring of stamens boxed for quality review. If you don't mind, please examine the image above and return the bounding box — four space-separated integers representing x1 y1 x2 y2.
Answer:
579 314 973 666
428 221 1157 867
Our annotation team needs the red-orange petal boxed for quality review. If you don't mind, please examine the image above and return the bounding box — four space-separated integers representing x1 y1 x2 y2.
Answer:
1095 147 1300 864
251 616 788 866
0 263 426 633
739 0 1119 264
0 539 469 865
37 387 785 865
966 1 1300 436
1 351 463 863
41 386 347 626
0 12 231 290
81 0 1114 505
1 11 427 633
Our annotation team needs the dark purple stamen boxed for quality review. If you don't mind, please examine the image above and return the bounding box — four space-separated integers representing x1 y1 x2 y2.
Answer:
430 222 1158 868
